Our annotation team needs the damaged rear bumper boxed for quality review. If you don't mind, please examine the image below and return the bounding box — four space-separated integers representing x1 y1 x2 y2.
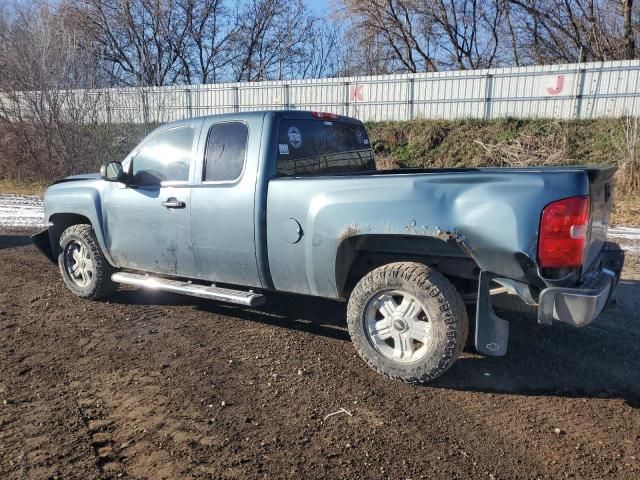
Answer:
474 242 623 357
538 243 624 327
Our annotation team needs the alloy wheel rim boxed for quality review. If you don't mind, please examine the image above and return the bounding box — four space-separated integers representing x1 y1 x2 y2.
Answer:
363 290 433 363
64 240 95 288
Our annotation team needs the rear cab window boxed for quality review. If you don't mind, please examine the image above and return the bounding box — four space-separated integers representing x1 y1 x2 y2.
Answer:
276 118 376 176
203 122 248 182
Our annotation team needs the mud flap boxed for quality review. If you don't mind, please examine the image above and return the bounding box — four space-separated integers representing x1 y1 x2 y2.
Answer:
475 271 509 356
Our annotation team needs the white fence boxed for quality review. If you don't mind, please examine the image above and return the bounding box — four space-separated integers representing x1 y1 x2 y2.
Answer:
9 60 640 123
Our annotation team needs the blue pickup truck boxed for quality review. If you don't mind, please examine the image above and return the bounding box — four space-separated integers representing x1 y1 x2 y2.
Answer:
32 110 624 383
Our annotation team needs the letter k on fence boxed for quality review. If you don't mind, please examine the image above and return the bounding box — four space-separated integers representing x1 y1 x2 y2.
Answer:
350 85 364 102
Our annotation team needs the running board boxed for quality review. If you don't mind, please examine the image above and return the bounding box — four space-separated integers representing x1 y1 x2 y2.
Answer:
111 272 266 307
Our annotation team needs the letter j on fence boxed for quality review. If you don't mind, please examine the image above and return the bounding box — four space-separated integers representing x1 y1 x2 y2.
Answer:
546 75 565 95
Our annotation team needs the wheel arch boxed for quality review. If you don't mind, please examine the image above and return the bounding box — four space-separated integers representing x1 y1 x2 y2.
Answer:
335 234 480 298
47 212 114 266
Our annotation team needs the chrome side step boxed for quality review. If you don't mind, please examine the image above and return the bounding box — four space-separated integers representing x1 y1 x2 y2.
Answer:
111 272 266 307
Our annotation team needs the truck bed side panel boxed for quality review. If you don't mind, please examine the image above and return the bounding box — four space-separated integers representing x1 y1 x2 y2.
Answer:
266 170 589 299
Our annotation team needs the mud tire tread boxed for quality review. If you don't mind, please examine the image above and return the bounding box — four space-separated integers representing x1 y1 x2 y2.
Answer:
58 224 117 300
347 262 468 384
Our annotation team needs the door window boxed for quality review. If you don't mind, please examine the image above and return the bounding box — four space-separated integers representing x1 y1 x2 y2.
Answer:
131 127 194 185
203 122 248 182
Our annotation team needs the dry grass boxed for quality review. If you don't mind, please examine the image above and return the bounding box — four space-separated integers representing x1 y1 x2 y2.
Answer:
374 156 402 170
0 179 47 196
470 122 573 167
611 193 640 226
367 118 640 225
615 116 640 196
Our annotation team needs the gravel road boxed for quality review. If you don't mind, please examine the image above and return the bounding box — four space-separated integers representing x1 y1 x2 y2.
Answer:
0 227 639 479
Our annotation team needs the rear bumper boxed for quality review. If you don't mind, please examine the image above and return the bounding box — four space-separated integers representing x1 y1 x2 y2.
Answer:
538 242 624 327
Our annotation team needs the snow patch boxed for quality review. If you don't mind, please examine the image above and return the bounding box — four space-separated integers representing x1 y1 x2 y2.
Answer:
0 194 46 228
608 226 640 240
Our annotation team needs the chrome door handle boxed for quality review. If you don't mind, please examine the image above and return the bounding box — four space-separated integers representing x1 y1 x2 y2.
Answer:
161 197 186 209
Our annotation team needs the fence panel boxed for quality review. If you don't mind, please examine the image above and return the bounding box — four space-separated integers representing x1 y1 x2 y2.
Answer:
3 60 639 124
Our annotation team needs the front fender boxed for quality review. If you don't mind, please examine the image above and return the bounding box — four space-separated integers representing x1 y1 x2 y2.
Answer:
44 183 115 266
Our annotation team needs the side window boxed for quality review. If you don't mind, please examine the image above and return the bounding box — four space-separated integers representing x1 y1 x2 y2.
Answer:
203 122 248 182
131 127 194 186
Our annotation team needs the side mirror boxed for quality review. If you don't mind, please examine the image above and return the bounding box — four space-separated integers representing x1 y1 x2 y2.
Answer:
100 161 126 183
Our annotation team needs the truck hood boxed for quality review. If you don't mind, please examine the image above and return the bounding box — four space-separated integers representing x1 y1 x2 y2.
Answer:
51 173 101 185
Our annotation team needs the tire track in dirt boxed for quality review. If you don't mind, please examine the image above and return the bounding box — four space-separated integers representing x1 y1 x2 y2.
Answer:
73 390 126 477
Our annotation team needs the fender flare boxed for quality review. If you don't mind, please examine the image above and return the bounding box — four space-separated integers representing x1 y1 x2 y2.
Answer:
45 188 115 266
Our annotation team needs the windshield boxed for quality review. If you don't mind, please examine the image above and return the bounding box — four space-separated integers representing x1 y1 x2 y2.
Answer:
276 119 376 176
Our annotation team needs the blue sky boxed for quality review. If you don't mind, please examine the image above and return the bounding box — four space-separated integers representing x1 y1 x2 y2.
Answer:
305 0 332 16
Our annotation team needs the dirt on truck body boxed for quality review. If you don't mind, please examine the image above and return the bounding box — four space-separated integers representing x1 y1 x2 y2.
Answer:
1 227 639 479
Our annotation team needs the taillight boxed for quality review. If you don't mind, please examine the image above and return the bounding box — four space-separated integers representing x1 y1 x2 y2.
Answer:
311 111 338 120
538 196 590 268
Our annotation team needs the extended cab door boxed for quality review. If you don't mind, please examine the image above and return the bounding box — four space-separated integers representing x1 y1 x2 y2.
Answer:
189 115 263 288
102 122 202 278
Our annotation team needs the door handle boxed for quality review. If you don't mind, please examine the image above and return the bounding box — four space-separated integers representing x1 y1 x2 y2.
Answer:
161 197 186 209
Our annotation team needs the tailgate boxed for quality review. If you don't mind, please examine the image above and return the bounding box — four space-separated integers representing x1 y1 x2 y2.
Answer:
584 167 616 271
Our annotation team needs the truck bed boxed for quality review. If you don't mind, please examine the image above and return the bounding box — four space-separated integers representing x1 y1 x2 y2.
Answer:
265 166 616 299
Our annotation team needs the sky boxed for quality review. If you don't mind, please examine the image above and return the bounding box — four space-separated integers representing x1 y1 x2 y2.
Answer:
305 0 332 16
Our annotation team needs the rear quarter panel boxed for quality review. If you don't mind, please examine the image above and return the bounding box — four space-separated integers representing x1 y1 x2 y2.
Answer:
266 169 590 298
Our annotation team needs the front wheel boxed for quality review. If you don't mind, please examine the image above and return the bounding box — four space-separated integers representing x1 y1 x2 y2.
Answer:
347 262 468 384
58 224 117 299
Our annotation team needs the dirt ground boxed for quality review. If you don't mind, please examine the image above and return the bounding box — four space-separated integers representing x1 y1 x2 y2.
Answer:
1 229 639 480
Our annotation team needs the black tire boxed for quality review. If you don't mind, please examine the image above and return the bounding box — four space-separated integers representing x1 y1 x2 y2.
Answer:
347 262 468 384
58 224 117 299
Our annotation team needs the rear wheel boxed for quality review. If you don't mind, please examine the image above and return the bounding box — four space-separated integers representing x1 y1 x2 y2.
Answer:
347 262 468 383
58 224 116 299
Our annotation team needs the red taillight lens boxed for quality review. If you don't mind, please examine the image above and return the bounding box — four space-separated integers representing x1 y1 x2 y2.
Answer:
538 196 590 268
311 111 338 120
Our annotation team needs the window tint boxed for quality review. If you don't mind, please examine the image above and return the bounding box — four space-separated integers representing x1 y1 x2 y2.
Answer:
204 122 248 182
131 127 193 185
276 119 375 176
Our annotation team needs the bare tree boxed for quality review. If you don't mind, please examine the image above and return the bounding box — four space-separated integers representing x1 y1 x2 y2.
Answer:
340 0 638 73
69 0 191 86
338 0 439 73
231 0 332 81
339 0 509 73
506 0 637 64
622 0 636 58
298 21 343 79
429 0 505 69
0 1 102 179
175 0 239 84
